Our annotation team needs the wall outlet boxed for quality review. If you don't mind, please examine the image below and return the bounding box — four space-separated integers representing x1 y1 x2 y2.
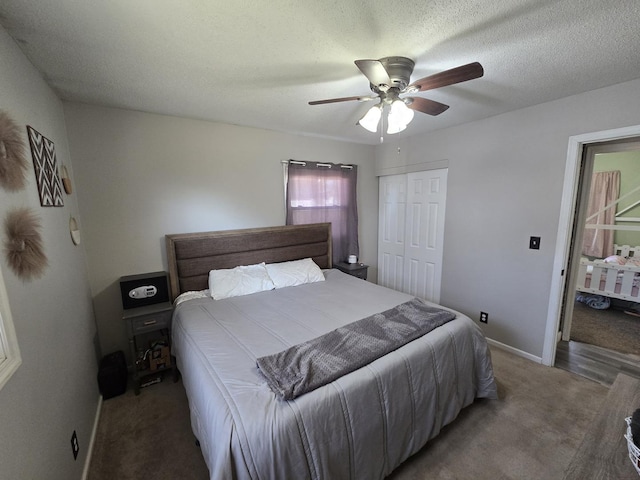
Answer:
480 312 489 323
70 430 79 460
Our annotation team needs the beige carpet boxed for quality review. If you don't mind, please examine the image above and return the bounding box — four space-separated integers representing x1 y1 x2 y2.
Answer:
571 301 640 355
87 372 209 480
87 347 609 479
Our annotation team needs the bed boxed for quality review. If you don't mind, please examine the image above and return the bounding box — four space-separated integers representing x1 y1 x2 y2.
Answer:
575 244 640 306
165 223 497 479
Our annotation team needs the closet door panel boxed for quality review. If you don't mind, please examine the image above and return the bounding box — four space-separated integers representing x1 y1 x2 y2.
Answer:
378 174 407 290
404 170 447 303
379 169 447 303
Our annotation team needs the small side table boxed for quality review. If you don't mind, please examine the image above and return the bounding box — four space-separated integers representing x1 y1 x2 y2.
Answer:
123 301 178 395
335 262 369 280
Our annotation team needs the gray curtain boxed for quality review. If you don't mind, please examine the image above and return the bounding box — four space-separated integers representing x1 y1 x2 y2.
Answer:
286 161 358 265
582 170 620 258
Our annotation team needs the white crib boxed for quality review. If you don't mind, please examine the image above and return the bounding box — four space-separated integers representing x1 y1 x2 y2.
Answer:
575 245 640 302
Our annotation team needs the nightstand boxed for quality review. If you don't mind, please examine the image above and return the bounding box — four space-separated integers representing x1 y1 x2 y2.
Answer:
123 301 177 394
335 261 369 280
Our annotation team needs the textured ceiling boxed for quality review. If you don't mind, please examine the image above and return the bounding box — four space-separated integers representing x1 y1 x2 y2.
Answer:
1 1 640 145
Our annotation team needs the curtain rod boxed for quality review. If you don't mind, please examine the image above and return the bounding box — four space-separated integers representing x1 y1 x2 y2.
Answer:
281 160 353 169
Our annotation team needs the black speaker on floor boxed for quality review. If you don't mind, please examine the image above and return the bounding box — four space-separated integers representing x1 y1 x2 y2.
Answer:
98 350 128 399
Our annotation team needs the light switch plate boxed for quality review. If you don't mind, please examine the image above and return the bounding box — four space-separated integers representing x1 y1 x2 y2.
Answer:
529 236 541 250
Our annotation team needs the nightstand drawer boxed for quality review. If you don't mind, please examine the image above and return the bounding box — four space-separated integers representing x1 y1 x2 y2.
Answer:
350 269 367 280
122 300 176 395
335 262 369 281
130 310 171 335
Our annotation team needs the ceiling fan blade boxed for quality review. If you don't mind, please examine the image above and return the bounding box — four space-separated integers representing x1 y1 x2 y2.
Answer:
309 95 375 105
406 97 450 116
354 59 392 89
408 62 484 92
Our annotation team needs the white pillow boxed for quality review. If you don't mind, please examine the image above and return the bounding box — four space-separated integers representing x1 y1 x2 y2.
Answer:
265 258 325 289
208 263 275 300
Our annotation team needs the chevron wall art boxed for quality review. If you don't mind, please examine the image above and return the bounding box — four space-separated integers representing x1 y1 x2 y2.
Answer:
26 126 64 207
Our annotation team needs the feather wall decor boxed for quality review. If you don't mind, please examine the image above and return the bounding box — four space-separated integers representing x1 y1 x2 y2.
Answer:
0 110 28 191
4 207 48 280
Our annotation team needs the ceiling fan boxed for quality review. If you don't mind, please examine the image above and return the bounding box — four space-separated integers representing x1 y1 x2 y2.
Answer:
309 57 484 134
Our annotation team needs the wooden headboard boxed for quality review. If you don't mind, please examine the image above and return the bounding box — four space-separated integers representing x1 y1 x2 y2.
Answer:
165 223 332 301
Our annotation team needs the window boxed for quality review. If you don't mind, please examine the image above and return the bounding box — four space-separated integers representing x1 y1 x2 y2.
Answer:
0 266 21 390
285 160 358 265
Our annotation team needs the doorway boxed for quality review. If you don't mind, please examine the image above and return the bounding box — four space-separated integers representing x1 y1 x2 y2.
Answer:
563 143 640 341
558 142 640 383
545 126 640 382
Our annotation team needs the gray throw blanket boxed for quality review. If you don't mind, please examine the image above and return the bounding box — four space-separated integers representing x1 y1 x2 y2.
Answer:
256 298 456 400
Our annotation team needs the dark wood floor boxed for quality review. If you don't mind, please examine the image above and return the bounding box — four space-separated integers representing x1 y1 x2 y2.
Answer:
555 340 640 386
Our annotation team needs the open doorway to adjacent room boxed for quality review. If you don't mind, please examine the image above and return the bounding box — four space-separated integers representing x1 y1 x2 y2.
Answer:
554 139 640 385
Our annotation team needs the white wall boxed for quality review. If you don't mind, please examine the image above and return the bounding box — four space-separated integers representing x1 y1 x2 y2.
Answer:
62 103 377 360
377 78 640 358
0 27 98 479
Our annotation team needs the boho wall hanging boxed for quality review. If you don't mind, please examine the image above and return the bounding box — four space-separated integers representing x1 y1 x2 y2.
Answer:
4 207 48 281
0 110 28 191
26 126 64 207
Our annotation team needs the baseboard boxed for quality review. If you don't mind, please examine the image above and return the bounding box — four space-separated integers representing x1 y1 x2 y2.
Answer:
81 395 103 480
486 337 543 364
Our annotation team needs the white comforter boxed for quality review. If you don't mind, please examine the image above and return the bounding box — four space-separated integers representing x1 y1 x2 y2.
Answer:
172 269 497 479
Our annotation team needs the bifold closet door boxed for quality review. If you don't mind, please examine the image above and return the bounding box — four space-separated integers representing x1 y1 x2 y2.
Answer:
378 169 447 303
378 174 407 291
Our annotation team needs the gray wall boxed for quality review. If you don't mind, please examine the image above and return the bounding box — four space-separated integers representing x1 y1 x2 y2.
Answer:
0 27 99 479
62 103 378 360
377 78 640 358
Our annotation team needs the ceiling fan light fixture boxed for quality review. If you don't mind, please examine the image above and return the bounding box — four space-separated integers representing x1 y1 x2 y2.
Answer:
311 57 483 136
358 104 382 132
386 122 407 135
387 99 414 134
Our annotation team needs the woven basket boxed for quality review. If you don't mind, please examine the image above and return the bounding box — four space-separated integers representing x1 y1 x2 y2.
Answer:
624 417 640 475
